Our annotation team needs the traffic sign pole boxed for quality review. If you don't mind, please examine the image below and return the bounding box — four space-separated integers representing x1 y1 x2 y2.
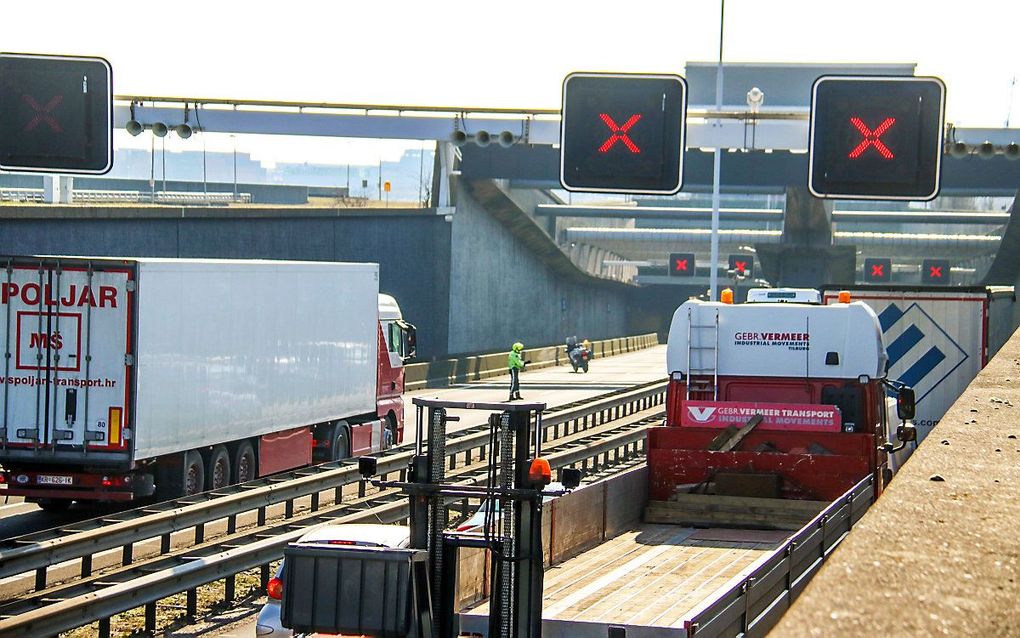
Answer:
709 0 725 301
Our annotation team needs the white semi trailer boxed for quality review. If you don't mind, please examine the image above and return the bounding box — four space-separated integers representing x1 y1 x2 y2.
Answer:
0 257 415 509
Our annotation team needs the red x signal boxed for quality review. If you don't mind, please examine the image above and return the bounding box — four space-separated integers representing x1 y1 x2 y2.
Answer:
598 113 642 154
848 116 895 159
674 258 688 272
871 263 885 277
22 94 63 133
929 265 943 278
734 260 748 273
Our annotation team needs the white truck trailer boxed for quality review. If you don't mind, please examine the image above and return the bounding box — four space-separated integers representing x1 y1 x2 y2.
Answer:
821 285 1015 441
0 256 415 509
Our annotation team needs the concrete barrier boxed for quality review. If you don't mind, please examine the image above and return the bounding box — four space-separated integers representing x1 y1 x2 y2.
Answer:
771 325 1020 636
405 333 659 391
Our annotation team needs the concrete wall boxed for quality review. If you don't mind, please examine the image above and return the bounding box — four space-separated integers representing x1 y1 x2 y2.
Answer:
0 209 453 359
447 183 629 354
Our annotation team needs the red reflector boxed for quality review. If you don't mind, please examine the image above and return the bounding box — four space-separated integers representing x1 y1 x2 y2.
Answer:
267 577 283 600
327 540 356 545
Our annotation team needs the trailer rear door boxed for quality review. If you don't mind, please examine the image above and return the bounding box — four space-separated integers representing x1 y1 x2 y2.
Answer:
1 258 133 465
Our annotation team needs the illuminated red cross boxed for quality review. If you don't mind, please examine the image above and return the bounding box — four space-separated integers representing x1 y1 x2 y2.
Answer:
848 116 895 159
734 260 749 274
871 263 885 277
598 113 642 154
929 265 943 278
22 94 64 133
674 258 688 272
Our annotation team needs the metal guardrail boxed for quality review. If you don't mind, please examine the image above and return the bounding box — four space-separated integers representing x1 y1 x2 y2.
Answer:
683 475 876 637
0 381 666 586
0 405 661 637
0 187 252 205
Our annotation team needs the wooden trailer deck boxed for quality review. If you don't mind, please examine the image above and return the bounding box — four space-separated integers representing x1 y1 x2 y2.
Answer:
460 523 789 637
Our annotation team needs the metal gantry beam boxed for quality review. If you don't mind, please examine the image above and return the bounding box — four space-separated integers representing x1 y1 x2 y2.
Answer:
114 96 1020 150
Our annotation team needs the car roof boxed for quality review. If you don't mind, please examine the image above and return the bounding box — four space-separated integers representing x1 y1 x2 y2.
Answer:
296 523 410 547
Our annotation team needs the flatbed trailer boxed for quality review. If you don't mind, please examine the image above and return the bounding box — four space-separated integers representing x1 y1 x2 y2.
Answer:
457 465 874 638
463 523 787 637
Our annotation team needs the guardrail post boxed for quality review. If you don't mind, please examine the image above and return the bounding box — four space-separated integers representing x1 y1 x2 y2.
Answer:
34 566 46 591
261 563 271 589
358 480 366 498
122 544 133 566
145 601 156 633
81 554 92 578
225 574 236 602
310 492 320 512
227 514 237 534
742 577 755 632
161 533 171 554
187 587 198 618
258 505 267 525
819 515 828 557
785 543 795 600
195 523 205 545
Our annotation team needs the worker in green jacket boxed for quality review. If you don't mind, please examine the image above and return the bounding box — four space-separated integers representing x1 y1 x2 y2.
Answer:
508 341 525 401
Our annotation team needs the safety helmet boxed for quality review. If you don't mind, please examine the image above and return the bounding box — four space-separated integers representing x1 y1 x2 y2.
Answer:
512 342 524 352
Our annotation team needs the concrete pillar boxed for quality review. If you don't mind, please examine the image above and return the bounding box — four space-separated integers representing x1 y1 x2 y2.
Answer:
756 186 856 287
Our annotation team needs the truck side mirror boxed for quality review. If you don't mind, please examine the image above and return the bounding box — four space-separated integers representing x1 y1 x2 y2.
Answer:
896 386 916 421
896 423 917 443
400 322 417 362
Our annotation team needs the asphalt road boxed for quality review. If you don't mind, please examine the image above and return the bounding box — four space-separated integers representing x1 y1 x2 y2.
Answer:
0 346 665 540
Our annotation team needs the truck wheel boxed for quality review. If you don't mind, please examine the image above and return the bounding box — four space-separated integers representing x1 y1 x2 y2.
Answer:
233 441 257 484
207 445 231 491
37 498 72 513
331 425 351 462
184 450 205 496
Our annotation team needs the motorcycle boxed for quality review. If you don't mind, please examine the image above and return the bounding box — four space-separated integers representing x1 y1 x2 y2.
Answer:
565 336 591 373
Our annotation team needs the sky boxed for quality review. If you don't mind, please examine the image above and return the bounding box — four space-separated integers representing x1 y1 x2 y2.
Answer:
4 0 1018 166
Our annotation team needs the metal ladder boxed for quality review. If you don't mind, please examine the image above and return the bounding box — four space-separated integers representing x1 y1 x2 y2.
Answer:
686 306 720 400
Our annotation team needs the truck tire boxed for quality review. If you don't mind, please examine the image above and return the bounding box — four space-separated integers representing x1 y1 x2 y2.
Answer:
207 445 231 491
233 441 257 484
331 424 351 462
184 450 205 496
37 498 72 512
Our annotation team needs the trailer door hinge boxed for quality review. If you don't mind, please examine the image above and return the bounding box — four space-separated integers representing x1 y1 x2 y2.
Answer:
125 280 136 292
124 354 135 366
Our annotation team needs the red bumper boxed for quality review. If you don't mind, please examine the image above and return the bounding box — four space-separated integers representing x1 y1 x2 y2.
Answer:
647 426 876 502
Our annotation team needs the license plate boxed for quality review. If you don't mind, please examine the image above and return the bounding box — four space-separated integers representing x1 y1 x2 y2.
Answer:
36 475 73 485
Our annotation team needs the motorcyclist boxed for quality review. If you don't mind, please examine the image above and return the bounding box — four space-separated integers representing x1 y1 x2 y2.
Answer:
508 341 525 401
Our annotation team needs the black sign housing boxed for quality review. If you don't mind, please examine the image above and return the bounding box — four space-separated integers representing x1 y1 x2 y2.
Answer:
809 75 945 201
0 53 112 174
561 72 687 194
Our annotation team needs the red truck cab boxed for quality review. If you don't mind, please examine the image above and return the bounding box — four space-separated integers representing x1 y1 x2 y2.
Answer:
650 288 914 503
